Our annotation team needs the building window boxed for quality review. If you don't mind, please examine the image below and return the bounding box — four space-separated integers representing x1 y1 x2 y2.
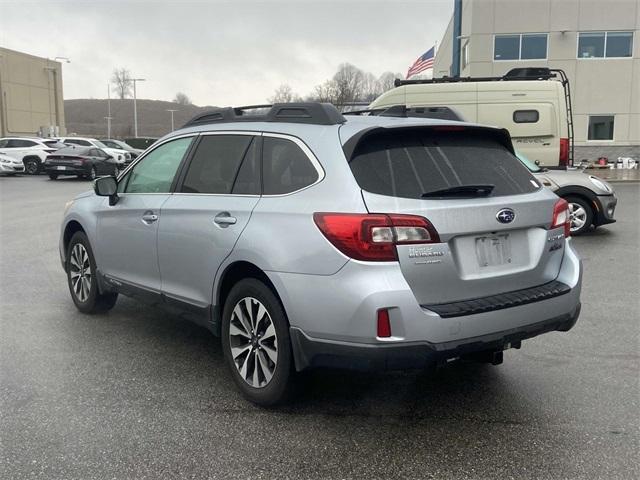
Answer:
588 116 615 141
494 33 547 60
578 32 633 58
513 110 539 123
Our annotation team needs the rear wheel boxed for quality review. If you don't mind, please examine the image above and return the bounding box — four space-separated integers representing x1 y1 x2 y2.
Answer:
221 279 294 406
24 158 39 175
565 196 593 235
88 166 97 181
67 232 118 314
48 173 58 180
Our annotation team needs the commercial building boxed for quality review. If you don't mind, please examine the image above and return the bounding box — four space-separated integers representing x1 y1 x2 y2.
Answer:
433 0 639 160
0 47 66 137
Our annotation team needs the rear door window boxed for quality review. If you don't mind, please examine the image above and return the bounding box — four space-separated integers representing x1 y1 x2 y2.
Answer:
262 137 319 195
348 129 538 199
180 135 255 194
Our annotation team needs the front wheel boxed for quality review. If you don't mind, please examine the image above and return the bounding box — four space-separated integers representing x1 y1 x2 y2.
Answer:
67 232 118 314
221 279 294 406
565 196 593 236
88 166 97 181
24 159 40 175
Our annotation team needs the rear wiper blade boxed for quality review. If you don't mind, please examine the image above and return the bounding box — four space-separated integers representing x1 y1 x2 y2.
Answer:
421 184 495 198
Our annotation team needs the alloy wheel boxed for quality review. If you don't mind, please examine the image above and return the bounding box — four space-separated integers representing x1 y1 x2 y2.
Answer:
69 243 92 302
228 297 278 388
568 202 587 233
25 161 38 175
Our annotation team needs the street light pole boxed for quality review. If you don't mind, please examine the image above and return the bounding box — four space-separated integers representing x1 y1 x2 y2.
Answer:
107 83 111 138
131 77 146 138
104 116 113 138
166 109 178 131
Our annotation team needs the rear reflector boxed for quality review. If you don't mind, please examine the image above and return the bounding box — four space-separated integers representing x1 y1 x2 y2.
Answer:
313 212 440 262
551 198 571 238
377 309 391 338
559 138 570 167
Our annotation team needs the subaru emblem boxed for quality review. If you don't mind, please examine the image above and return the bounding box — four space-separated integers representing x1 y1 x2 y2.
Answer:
496 208 516 224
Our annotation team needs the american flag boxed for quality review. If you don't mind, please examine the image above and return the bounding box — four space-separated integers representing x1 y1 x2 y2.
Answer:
406 46 435 78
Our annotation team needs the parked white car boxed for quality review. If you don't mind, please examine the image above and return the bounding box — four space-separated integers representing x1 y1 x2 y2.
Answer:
0 137 66 175
55 137 131 167
0 152 25 175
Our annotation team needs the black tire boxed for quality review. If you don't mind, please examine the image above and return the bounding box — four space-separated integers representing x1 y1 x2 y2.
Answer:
88 166 97 181
66 231 118 314
564 195 593 236
24 158 40 175
48 173 58 180
221 278 294 406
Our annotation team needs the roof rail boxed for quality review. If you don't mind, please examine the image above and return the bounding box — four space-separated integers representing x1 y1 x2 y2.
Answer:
182 102 346 128
394 67 557 87
344 105 465 122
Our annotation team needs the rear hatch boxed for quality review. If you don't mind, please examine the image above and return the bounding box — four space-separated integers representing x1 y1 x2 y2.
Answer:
345 125 566 306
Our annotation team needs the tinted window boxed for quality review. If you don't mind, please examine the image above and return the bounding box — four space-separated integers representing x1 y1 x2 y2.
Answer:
588 116 614 140
606 31 633 57
124 137 192 193
55 146 92 156
8 139 37 148
513 110 539 123
262 137 319 195
101 140 119 148
578 32 605 58
0 140 7 148
181 135 254 194
349 129 538 199
494 35 520 60
65 139 92 147
43 140 66 149
232 138 261 195
521 34 547 59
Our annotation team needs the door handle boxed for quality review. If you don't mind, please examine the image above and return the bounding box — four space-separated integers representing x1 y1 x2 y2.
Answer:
214 212 237 227
141 212 158 224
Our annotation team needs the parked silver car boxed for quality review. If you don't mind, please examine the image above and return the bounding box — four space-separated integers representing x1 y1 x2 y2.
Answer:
59 103 582 405
517 153 617 235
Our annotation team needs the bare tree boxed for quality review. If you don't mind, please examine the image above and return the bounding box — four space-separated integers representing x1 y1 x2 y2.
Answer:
111 68 132 99
377 71 402 93
173 92 192 105
332 63 364 105
269 84 301 103
360 72 381 102
309 79 338 104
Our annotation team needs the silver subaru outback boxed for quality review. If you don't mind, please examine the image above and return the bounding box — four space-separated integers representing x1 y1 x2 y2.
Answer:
59 103 582 405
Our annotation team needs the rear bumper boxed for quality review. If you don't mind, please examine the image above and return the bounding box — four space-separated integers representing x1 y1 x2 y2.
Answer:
45 165 89 175
269 240 582 372
291 303 580 371
593 194 617 226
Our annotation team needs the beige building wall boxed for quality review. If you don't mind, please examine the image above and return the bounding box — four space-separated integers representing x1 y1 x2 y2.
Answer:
0 47 66 137
435 0 639 149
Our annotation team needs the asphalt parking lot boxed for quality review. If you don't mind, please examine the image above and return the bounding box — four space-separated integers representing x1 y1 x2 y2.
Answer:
1 175 638 480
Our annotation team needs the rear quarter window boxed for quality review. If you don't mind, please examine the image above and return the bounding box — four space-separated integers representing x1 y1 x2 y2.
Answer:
348 129 539 199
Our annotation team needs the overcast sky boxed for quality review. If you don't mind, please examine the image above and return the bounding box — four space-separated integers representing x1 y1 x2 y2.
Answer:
1 0 453 106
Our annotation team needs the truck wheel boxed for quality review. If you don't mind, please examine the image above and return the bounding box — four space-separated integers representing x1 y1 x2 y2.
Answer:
565 196 593 235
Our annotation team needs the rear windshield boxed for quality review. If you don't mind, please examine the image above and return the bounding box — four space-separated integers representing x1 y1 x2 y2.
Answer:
349 129 539 199
55 146 91 155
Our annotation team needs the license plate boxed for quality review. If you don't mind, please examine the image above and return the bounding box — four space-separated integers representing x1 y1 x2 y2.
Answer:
476 234 511 267
56 166 67 170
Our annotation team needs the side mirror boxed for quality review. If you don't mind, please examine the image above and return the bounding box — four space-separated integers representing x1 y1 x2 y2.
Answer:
94 176 119 205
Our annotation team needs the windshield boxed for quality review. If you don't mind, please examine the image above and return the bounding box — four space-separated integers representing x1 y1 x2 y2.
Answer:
93 140 108 148
515 152 542 173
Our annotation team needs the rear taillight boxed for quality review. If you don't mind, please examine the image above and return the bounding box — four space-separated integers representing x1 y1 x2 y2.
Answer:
313 212 440 262
559 138 569 167
551 199 570 238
